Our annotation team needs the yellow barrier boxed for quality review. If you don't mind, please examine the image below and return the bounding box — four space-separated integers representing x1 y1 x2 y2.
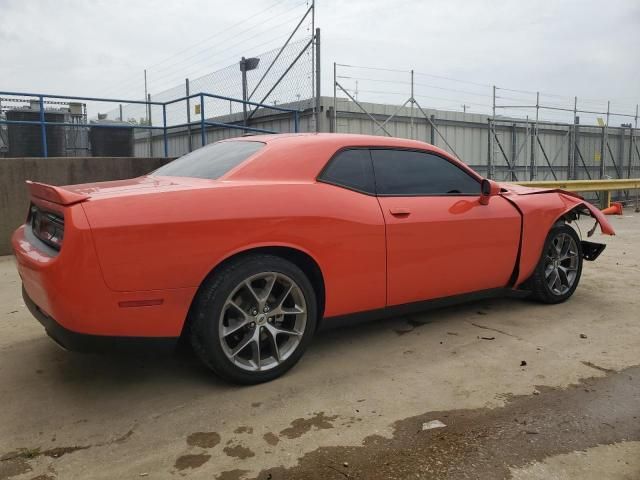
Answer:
514 178 640 209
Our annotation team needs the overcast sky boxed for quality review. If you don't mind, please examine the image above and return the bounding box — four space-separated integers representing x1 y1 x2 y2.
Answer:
1 0 639 122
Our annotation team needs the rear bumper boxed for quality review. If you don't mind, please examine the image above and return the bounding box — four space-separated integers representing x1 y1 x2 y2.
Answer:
12 218 196 339
23 287 178 353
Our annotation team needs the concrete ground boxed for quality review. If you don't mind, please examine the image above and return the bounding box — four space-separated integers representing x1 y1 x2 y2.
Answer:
1 212 639 480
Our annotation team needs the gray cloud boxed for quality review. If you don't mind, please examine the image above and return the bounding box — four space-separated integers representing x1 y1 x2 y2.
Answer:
1 0 638 120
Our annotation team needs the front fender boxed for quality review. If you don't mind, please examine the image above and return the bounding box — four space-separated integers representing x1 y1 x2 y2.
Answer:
505 190 615 287
556 193 615 236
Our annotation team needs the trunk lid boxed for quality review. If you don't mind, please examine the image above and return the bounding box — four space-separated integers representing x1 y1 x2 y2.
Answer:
60 175 218 201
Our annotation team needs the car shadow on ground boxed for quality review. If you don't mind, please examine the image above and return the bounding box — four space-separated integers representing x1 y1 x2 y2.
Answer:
22 295 521 394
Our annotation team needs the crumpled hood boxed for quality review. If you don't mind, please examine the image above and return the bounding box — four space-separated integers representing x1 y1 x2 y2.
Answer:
500 182 614 236
500 182 583 199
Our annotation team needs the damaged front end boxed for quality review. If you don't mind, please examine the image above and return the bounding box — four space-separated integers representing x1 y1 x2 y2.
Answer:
557 196 615 262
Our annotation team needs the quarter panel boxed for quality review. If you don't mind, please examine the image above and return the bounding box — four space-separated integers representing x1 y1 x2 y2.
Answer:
83 183 387 317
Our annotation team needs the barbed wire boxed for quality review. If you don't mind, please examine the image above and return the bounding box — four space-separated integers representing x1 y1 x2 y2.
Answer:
336 63 639 126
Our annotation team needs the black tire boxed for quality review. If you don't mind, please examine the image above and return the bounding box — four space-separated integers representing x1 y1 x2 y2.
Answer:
190 254 317 384
528 224 583 304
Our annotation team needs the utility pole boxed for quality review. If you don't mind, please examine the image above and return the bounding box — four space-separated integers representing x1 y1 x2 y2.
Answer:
461 104 470 113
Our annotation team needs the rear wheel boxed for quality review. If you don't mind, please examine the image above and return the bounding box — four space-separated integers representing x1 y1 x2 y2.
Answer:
528 224 583 304
190 254 317 384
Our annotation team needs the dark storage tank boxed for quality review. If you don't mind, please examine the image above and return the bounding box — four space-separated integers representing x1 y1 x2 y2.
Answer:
6 109 66 157
89 121 134 156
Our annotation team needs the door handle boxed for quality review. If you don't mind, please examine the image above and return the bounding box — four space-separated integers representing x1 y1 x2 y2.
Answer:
389 207 411 217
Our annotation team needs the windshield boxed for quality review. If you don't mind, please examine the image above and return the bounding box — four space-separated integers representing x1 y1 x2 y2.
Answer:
152 140 265 179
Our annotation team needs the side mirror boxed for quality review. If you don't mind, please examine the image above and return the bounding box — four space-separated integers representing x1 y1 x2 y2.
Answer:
479 179 500 205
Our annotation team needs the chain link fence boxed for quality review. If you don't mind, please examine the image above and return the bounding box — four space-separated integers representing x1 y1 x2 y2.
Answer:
332 63 640 184
102 37 314 129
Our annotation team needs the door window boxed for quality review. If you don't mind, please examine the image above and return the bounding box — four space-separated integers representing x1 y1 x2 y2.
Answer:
371 149 480 195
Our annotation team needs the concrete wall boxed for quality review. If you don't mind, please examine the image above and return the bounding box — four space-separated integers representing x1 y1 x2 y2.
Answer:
0 157 172 255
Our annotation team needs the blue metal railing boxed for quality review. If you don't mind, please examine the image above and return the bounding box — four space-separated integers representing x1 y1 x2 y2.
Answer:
0 90 301 157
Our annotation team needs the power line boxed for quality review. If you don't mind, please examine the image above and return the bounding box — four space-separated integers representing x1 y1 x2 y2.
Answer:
99 0 309 98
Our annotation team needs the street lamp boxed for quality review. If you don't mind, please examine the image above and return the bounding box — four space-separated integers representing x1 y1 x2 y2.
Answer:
240 57 260 126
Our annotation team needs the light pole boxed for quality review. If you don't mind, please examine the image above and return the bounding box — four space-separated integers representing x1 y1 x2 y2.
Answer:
240 56 260 126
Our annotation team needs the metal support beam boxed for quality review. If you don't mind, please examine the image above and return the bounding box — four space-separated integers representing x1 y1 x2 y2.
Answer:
333 62 337 133
410 70 414 139
186 78 192 153
247 37 313 123
248 5 312 101
200 94 205 147
335 81 392 136
535 135 558 180
511 123 517 182
599 126 606 178
39 96 47 158
315 28 321 133
492 126 518 181
413 99 461 160
429 115 435 145
147 93 153 157
162 104 168 158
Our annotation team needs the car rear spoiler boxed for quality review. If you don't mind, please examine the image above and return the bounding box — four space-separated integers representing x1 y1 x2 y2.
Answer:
26 181 90 206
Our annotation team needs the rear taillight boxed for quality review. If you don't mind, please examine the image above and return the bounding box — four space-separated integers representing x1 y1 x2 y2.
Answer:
30 205 64 250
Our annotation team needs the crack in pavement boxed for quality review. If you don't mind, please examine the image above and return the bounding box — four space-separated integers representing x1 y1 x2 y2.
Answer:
468 321 523 340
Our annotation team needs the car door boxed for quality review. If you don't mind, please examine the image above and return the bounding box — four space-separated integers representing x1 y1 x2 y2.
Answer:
371 148 521 307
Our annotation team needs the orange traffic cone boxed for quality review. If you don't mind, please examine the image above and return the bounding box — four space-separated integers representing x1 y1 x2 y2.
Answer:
601 201 623 215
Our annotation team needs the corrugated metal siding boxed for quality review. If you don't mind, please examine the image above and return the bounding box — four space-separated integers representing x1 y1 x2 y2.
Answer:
135 96 639 181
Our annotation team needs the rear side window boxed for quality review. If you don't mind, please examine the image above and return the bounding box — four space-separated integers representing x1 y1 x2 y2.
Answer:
152 140 264 179
319 149 375 194
371 149 480 195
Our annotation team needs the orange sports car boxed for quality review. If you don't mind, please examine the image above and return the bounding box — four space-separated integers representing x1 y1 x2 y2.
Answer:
13 133 614 383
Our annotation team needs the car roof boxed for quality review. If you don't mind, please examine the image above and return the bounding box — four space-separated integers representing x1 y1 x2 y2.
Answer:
225 132 434 149
222 133 476 182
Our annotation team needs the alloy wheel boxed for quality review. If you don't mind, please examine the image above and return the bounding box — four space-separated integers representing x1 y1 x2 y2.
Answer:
218 272 307 372
544 232 579 295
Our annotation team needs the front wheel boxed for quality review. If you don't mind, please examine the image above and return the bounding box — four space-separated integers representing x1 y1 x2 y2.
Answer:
528 224 583 304
190 254 317 384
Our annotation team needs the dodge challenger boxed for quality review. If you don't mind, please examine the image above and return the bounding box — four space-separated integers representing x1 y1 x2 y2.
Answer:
12 133 615 384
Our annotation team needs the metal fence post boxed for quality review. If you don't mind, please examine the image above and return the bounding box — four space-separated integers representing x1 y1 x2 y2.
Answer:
186 79 192 153
315 27 321 133
600 125 606 179
430 115 435 145
511 123 517 182
490 86 496 176
531 92 539 180
410 70 415 140
162 104 168 158
628 125 633 179
38 95 48 158
294 110 299 133
147 93 153 157
486 118 492 178
200 94 205 147
333 62 337 133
